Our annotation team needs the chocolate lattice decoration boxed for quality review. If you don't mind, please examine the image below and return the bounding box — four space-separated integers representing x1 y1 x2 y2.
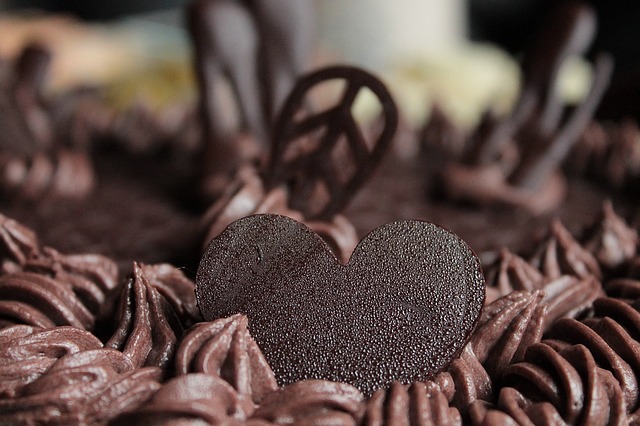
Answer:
267 65 398 220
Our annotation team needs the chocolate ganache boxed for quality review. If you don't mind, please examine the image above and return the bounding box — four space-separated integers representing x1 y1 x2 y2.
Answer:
0 0 639 424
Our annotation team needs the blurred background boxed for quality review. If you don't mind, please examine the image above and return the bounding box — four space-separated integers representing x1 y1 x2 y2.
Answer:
0 0 637 124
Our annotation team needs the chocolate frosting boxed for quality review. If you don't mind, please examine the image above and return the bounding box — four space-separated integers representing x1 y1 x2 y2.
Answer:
364 381 462 425
0 238 119 330
0 271 95 330
0 325 102 398
175 314 278 404
249 380 365 425
503 342 628 424
581 200 639 273
114 373 254 425
529 219 602 280
105 262 183 369
23 247 119 320
137 262 202 327
0 348 161 425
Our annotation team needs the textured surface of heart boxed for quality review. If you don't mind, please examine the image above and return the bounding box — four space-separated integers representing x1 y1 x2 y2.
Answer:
196 214 485 396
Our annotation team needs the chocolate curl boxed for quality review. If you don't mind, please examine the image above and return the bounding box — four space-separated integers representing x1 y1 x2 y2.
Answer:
187 0 264 197
508 53 613 190
471 1 598 166
174 314 278 405
0 43 52 157
248 0 316 119
106 262 183 369
268 65 397 220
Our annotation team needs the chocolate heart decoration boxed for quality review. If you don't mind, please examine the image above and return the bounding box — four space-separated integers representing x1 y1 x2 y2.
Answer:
196 214 485 396
267 65 397 220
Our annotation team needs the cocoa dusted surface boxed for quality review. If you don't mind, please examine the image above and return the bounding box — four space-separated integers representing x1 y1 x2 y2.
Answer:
0 147 202 272
0 139 636 274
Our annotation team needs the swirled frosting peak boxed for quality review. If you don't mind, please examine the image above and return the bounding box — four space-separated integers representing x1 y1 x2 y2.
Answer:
105 262 183 369
0 212 39 273
175 314 277 404
530 219 602 280
581 200 639 273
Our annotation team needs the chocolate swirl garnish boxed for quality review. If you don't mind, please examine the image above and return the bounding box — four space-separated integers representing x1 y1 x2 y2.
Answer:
0 212 39 273
175 314 277 404
106 262 183 369
485 248 602 321
529 219 602 280
470 291 546 373
437 1 613 215
187 0 315 198
201 66 397 262
114 373 254 425
0 325 102 398
0 43 96 201
0 216 119 331
363 381 461 425
0 347 162 425
581 200 639 274
469 387 566 425
248 380 364 425
267 65 397 220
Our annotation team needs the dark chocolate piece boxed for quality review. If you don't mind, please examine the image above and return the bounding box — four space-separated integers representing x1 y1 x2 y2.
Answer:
267 65 398 220
196 214 485 396
187 0 315 197
436 1 613 215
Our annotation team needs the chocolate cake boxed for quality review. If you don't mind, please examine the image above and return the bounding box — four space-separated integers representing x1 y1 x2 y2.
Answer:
1 0 640 424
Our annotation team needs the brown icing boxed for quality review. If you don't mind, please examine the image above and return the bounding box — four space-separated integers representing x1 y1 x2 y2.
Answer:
174 314 278 404
105 262 183 369
0 326 161 425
